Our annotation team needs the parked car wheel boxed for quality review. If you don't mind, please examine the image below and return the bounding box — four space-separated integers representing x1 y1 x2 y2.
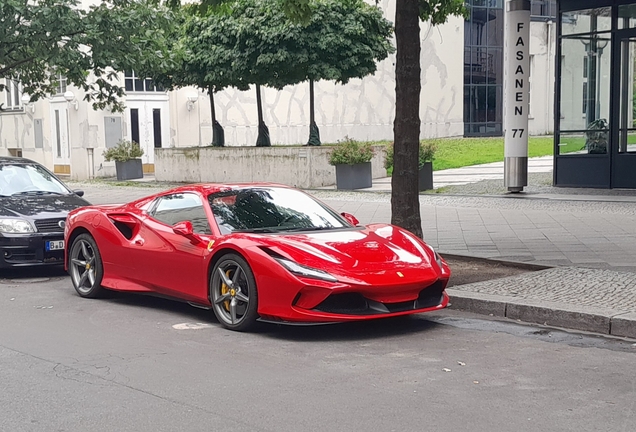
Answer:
69 233 105 298
210 254 259 331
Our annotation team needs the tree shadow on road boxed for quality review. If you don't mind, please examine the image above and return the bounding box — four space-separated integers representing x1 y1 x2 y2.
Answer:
85 289 441 341
98 291 219 323
0 265 67 280
255 315 440 342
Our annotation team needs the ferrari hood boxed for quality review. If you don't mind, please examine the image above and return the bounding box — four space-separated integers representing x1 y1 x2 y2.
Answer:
0 193 89 219
251 224 440 283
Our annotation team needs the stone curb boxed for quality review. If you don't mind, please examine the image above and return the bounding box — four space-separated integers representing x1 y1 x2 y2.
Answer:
440 253 553 271
446 289 636 340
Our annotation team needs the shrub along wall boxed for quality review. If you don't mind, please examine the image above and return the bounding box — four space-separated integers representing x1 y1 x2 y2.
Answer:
154 145 387 188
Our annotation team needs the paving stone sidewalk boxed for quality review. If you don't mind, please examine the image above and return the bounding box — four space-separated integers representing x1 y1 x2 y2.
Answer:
66 177 636 339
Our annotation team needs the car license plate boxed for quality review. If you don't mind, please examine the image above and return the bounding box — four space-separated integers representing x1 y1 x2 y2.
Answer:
45 240 65 251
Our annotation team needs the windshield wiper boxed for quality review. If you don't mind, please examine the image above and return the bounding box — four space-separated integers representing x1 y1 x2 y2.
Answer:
233 228 281 233
281 226 334 232
12 191 63 196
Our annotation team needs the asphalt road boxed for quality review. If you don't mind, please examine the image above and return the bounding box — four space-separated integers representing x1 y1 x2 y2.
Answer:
1 268 635 432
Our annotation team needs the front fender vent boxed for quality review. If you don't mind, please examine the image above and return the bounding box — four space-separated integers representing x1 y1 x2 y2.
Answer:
108 214 138 240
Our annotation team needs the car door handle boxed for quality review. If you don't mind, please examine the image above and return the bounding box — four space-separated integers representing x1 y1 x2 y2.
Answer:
134 239 144 246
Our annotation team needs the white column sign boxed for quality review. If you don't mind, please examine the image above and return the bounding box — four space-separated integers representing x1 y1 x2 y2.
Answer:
504 0 531 192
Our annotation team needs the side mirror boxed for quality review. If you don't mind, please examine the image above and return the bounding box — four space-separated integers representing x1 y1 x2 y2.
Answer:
73 189 85 197
173 221 201 243
341 212 359 226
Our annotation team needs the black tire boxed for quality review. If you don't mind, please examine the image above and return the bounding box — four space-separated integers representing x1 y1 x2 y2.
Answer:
210 253 258 331
68 233 105 298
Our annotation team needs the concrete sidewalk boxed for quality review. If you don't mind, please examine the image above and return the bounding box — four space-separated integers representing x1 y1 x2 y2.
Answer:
66 160 636 339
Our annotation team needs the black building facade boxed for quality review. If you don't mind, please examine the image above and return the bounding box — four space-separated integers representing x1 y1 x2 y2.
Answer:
464 1 556 137
464 0 504 137
555 0 636 188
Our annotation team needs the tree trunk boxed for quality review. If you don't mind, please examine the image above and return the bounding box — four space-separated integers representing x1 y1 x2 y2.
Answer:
255 84 271 147
256 83 264 126
391 0 422 238
208 86 224 147
307 79 321 146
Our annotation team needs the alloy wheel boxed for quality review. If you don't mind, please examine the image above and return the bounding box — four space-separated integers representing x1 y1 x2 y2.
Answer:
210 255 257 330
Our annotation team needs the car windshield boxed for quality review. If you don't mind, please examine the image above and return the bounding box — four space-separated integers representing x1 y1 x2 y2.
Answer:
208 187 351 234
0 163 70 196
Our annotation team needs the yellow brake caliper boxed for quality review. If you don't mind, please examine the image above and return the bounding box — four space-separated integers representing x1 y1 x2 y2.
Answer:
220 269 232 311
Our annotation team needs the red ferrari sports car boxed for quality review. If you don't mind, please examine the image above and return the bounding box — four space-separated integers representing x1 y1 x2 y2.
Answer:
64 184 450 331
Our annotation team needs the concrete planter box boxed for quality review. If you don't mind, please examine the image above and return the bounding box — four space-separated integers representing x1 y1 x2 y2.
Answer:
335 162 372 190
418 162 433 191
154 146 386 188
115 159 143 181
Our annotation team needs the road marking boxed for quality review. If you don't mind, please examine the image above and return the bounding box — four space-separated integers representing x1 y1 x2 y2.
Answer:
172 322 213 330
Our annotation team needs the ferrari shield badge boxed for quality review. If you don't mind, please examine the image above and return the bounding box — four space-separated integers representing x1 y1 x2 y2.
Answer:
397 271 404 278
207 240 215 251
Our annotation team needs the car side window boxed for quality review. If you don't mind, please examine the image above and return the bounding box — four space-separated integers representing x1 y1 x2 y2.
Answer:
149 193 212 234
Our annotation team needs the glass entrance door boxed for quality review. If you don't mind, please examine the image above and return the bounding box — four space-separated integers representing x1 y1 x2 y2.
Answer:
618 38 636 153
613 32 636 188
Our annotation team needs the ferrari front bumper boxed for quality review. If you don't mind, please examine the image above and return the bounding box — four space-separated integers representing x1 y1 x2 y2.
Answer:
258 277 450 324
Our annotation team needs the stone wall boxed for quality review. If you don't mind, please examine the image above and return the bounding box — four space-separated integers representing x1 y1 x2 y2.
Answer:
155 145 387 188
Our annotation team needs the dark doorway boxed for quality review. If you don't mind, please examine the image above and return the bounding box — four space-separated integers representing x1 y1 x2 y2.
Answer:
153 109 162 148
130 109 140 145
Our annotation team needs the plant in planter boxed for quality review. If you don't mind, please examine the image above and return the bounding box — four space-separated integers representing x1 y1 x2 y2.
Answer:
584 118 608 154
103 140 144 180
384 141 437 191
328 137 375 190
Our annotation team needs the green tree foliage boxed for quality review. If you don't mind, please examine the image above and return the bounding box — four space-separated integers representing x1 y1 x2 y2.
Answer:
299 0 394 145
0 0 177 111
178 9 246 93
301 0 394 84
170 0 302 146
171 0 392 146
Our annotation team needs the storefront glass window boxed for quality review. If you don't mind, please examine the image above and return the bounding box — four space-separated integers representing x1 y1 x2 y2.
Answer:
558 8 612 155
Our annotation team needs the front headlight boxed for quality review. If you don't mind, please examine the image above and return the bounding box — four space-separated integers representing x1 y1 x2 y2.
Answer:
275 257 338 282
0 218 35 234
434 251 444 269
424 243 443 269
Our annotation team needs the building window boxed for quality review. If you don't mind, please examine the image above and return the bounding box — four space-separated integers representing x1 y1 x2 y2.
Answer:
124 71 164 93
531 0 557 21
2 78 23 111
464 0 504 136
54 74 67 95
